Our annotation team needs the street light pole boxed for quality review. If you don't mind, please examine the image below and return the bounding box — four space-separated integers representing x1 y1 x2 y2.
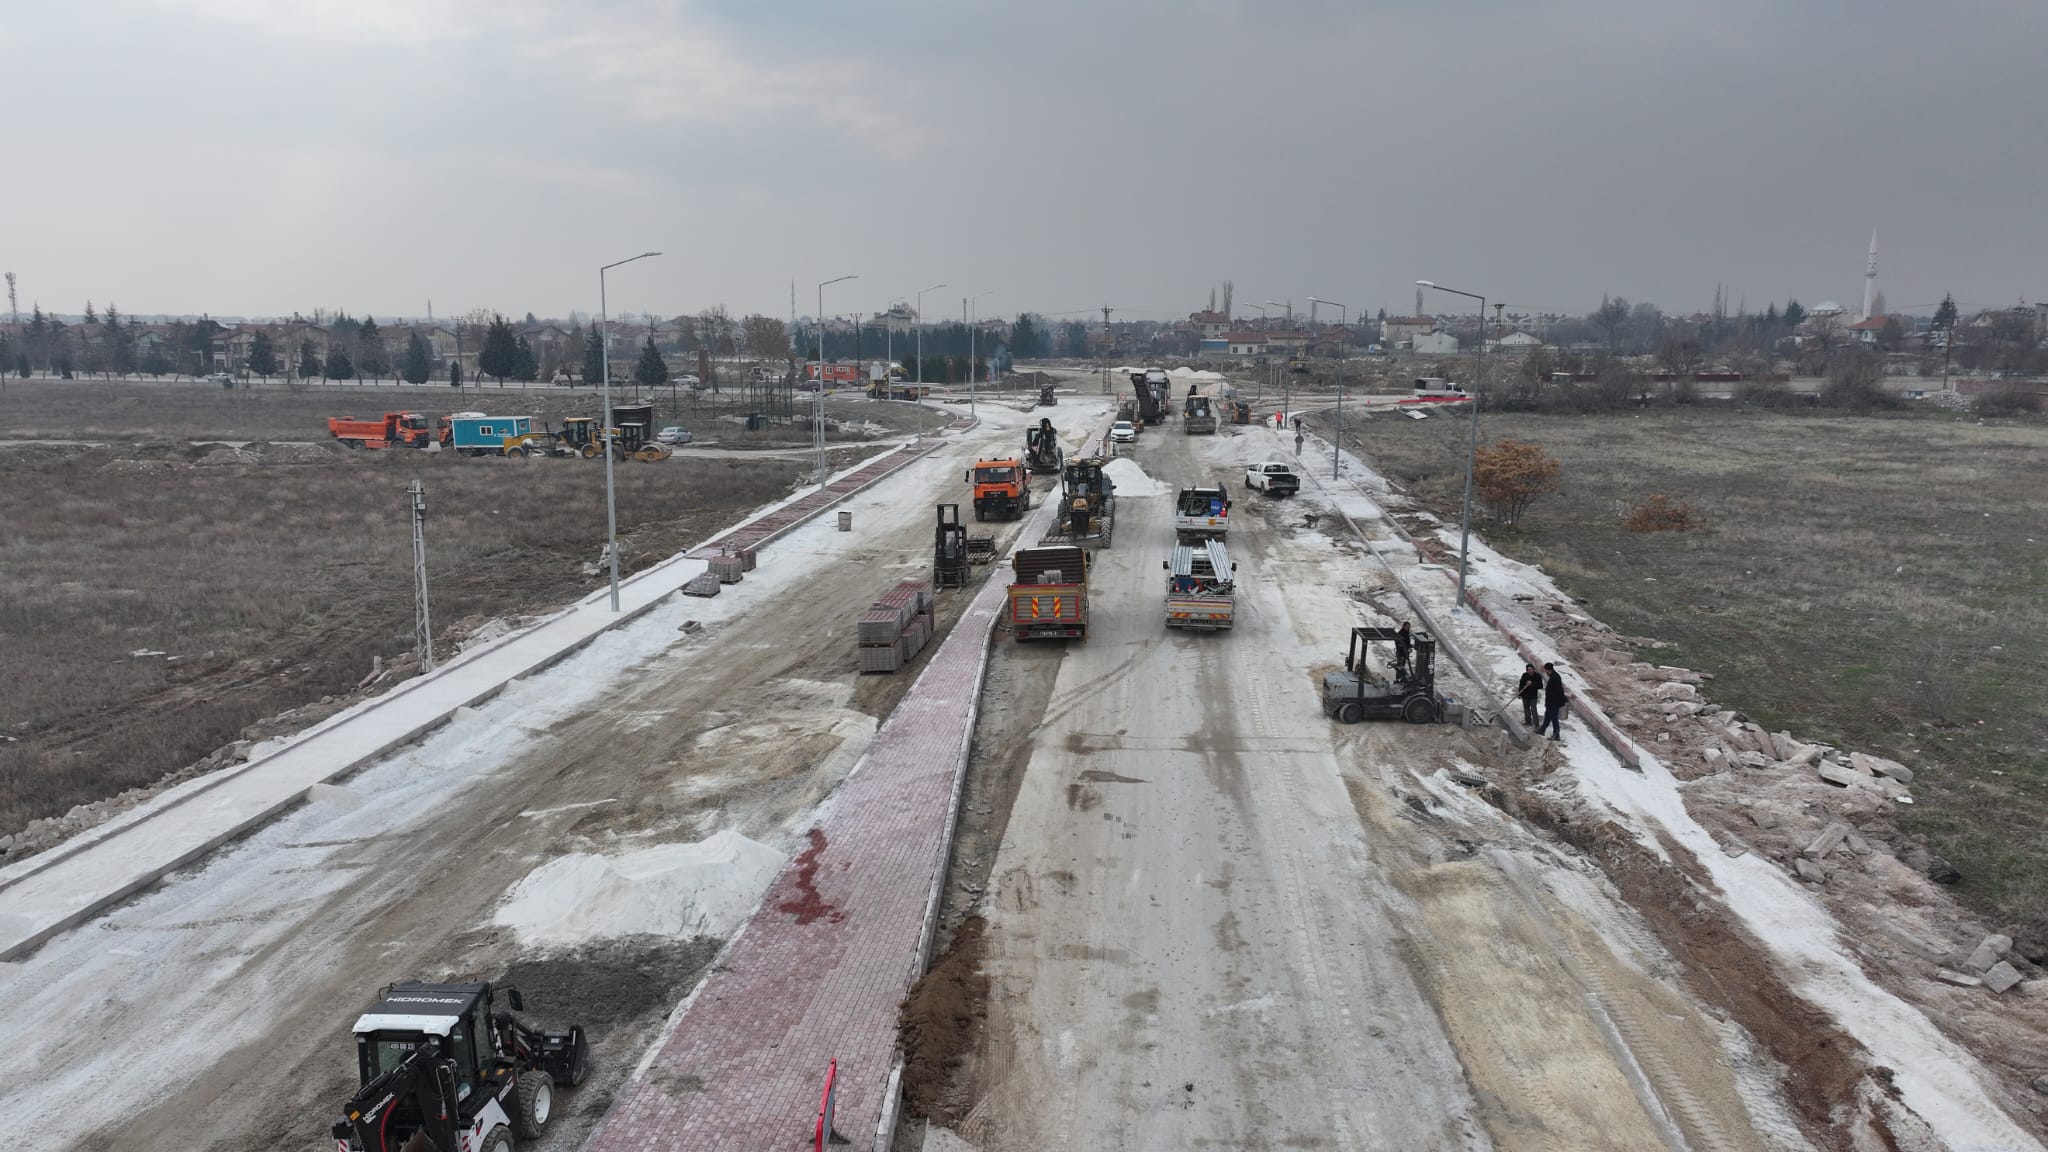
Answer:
816 275 858 487
1418 280 1486 614
967 290 992 420
599 250 660 612
914 282 945 441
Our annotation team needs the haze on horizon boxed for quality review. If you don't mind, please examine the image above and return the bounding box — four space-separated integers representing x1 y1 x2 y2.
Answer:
5 0 2043 325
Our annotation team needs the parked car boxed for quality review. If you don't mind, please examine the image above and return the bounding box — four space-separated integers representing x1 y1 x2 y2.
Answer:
1109 420 1137 444
204 371 233 386
1244 461 1300 497
655 426 693 445
676 374 702 388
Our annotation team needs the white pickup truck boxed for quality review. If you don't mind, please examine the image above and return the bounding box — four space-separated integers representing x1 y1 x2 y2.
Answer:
1244 461 1300 497
1173 485 1230 541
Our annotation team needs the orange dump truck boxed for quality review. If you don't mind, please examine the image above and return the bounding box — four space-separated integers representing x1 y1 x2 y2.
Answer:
326 412 447 449
965 457 1031 521
1009 545 1088 641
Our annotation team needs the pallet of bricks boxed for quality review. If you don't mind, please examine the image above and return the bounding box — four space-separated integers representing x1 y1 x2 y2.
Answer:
856 579 935 674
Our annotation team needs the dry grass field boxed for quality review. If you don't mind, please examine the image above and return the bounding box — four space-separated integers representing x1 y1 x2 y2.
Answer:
0 381 906 840
0 376 956 445
1324 405 2048 939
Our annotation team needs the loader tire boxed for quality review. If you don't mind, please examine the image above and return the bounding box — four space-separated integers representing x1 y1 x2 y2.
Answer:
514 1072 554 1138
1335 702 1364 725
481 1124 514 1152
1403 696 1437 725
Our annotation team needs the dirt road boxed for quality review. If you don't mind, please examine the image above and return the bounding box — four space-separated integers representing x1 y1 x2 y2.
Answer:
946 425 1800 1151
0 401 1101 1152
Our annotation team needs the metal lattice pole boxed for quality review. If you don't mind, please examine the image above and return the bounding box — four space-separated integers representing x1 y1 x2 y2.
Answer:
409 480 434 672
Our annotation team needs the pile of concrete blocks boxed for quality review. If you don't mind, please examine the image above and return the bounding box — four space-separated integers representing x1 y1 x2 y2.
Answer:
723 545 759 572
1936 934 2030 995
709 554 747 584
682 572 722 598
856 580 935 674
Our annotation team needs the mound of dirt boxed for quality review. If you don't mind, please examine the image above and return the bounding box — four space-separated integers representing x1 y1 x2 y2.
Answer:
896 916 988 1121
499 936 722 1034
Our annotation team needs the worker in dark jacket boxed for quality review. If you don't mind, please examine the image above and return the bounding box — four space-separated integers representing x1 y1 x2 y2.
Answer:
1393 622 1413 679
1539 663 1567 740
1516 664 1542 727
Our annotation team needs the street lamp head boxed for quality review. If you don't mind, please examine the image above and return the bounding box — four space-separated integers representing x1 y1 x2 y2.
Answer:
1416 280 1435 287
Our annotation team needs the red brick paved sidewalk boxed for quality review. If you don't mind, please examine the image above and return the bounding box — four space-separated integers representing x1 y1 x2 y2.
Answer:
586 536 1012 1152
688 443 936 560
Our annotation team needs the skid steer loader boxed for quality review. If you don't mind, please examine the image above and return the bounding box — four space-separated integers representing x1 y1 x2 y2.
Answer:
330 981 589 1152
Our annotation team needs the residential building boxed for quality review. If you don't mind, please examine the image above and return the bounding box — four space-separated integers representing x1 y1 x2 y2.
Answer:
1225 331 1268 356
1381 315 1437 345
1486 330 1545 351
1411 331 1461 355
1185 310 1231 339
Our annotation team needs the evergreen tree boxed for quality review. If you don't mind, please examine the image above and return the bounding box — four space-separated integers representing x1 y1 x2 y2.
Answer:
297 340 322 380
248 331 279 378
634 336 668 387
104 303 135 377
479 314 519 385
1933 293 1958 330
325 346 354 380
450 360 464 389
84 301 97 324
512 335 538 382
582 327 605 384
356 316 389 381
1011 313 1042 360
142 346 172 377
1782 299 1806 327
16 350 31 378
402 330 432 385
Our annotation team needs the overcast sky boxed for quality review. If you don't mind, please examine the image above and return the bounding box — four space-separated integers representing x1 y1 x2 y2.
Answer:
5 0 2044 324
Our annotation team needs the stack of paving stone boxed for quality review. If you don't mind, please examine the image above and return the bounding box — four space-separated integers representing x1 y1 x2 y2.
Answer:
709 553 747 584
682 572 722 597
856 580 935 674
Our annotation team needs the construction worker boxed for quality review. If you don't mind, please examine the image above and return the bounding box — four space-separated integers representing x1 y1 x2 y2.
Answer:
1539 663 1568 740
1393 622 1413 679
1516 664 1542 727
1295 430 1305 455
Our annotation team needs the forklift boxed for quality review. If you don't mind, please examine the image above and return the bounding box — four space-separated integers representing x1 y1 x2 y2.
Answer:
1322 626 1446 724
330 980 589 1152
933 503 970 589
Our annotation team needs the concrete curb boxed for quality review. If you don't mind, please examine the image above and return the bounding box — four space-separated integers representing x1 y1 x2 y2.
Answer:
874 420 1111 1152
1305 426 1650 772
0 440 949 961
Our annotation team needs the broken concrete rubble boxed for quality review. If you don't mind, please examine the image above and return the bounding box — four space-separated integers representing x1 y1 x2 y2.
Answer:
1794 858 1827 883
1982 962 2022 995
1803 822 1850 860
1963 934 2013 974
1851 751 1915 783
1934 968 1984 988
1817 761 1864 788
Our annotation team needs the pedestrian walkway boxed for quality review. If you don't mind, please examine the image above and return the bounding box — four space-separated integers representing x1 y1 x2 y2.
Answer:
688 442 936 558
588 426 1102 1152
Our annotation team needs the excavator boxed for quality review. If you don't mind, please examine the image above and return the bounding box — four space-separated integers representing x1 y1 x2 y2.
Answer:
330 980 589 1152
1024 418 1064 475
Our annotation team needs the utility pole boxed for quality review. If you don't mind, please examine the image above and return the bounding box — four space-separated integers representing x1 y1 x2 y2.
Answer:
1332 376 1342 480
1101 305 1114 394
409 480 434 672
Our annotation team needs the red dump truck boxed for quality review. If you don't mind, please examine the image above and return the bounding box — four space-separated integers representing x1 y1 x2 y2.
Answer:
1008 544 1089 641
326 412 448 449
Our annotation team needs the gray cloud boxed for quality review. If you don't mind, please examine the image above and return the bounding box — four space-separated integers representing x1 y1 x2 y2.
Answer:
6 0 2042 321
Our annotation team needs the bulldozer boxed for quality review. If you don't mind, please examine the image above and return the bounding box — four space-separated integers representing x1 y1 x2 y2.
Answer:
330 980 589 1152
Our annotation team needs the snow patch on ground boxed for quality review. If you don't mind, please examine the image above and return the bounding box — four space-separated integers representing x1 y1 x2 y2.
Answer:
1103 456 1166 497
494 828 785 947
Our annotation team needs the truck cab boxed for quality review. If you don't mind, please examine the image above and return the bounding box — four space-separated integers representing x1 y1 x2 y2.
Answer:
966 458 1030 521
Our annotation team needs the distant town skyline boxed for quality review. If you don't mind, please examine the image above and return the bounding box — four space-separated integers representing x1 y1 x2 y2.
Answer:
6 2 2044 323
